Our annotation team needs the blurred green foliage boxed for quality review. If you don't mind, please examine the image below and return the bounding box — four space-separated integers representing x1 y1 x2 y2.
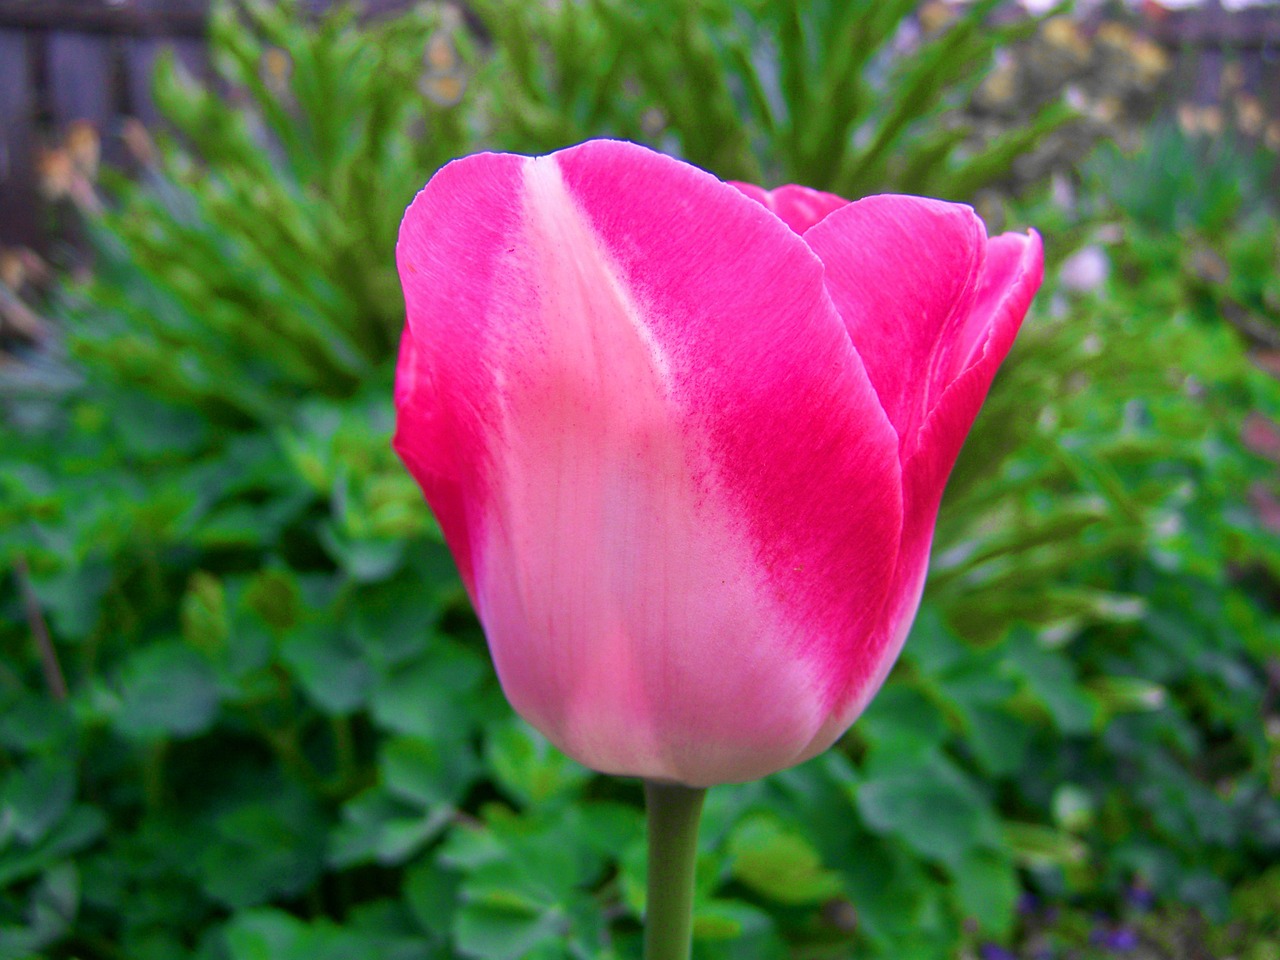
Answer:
472 0 1072 197
2 2 1279 959
69 1 476 421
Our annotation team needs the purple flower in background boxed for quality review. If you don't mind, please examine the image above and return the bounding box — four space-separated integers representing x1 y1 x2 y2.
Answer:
1091 923 1140 953
1125 882 1155 912
1104 927 1140 952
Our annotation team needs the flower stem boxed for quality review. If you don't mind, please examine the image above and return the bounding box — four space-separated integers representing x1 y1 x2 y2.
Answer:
644 780 707 960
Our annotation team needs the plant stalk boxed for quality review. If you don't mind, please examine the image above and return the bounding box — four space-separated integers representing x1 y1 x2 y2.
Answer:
14 555 68 702
644 779 707 960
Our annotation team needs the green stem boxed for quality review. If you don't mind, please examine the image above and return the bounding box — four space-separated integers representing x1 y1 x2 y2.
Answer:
142 740 168 812
329 714 357 792
644 780 707 960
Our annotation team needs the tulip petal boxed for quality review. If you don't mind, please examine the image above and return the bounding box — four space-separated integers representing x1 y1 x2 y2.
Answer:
731 182 851 234
394 152 530 595
804 195 989 463
879 231 1043 716
901 230 1044 536
395 141 903 785
797 202 1042 749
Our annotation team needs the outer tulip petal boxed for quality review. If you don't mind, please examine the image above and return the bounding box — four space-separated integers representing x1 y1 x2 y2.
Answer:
903 231 1044 520
394 325 474 589
731 182 851 234
879 231 1043 712
793 209 1043 754
394 152 529 596
804 195 988 463
395 140 903 785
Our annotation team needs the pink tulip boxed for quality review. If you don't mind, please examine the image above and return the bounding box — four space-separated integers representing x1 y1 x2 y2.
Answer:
394 139 1042 787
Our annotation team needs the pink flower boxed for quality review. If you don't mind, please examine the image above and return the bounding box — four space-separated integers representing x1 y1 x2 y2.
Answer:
394 140 1042 787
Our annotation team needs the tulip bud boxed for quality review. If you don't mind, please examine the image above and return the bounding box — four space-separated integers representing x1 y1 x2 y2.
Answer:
394 140 1042 787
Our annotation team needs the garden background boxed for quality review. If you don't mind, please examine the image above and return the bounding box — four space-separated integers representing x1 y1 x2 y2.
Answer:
2 0 1280 957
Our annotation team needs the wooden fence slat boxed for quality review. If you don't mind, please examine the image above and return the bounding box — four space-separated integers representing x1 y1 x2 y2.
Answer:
1154 8 1280 47
0 29 38 247
172 37 211 80
0 29 31 185
0 0 206 37
1194 44 1225 104
123 37 162 126
0 0 404 35
48 31 116 128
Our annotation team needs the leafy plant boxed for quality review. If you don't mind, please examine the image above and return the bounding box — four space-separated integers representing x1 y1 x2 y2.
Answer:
65 0 475 423
471 0 1073 198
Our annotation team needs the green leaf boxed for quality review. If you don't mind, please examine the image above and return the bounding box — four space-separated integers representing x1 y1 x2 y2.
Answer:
0 806 106 887
28 562 112 642
856 755 1001 870
371 645 489 739
279 625 373 715
374 811 456 865
904 604 970 674
1087 675 1168 714
437 823 508 873
447 805 610 959
198 792 327 908
330 782 456 869
319 522 406 582
404 861 461 938
381 734 479 809
959 705 1033 777
1 758 76 845
243 566 303 632
859 684 950 762
0 862 81 957
727 813 843 905
0 693 74 753
576 801 644 862
1051 784 1095 833
111 643 221 740
1003 631 1098 734
180 571 229 655
349 566 450 669
223 909 311 960
837 834 934 949
951 849 1017 937
1002 822 1086 870
693 900 784 960
453 900 566 960
484 719 591 807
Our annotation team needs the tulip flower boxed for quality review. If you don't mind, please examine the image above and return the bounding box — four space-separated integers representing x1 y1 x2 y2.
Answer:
394 139 1041 959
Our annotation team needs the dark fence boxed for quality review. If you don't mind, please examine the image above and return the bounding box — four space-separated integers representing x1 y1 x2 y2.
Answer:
1150 1 1280 113
0 0 418 250
1 0 1278 251
0 0 210 248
